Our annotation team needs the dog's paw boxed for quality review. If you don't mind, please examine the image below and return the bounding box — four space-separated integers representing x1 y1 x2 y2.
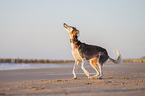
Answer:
97 75 103 79
72 77 77 80
88 76 94 79
93 74 100 77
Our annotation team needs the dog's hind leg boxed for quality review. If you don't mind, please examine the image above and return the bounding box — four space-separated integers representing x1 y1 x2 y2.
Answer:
81 58 90 77
97 63 103 78
89 58 100 79
72 60 79 79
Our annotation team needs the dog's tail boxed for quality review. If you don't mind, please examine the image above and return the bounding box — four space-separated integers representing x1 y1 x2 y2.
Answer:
109 49 121 64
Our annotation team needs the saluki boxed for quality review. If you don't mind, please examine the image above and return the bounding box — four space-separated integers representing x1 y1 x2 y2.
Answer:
63 23 121 79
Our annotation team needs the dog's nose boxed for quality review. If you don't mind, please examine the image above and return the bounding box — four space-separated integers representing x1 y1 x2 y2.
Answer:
63 23 67 28
63 23 66 26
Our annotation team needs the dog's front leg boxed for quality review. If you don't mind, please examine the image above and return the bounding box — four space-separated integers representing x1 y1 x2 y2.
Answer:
72 60 79 79
81 58 90 78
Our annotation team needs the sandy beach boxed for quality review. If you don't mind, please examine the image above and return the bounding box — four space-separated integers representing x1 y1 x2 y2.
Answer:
0 62 145 96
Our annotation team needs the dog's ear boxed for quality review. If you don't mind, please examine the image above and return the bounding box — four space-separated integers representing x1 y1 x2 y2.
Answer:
72 27 75 29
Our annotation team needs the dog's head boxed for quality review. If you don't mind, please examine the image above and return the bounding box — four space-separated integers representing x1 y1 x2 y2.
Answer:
63 23 79 39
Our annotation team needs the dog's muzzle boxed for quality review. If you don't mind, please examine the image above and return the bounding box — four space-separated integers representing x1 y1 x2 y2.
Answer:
63 23 70 29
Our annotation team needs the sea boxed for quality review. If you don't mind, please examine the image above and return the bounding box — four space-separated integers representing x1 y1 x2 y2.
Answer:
0 63 73 71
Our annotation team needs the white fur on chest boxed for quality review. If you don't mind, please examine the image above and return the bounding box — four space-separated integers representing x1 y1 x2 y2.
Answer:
71 43 82 61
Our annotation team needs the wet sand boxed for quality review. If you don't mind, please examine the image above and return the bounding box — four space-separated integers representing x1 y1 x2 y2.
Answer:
0 62 145 96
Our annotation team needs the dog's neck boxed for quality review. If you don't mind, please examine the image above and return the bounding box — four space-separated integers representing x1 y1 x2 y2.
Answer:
70 35 82 49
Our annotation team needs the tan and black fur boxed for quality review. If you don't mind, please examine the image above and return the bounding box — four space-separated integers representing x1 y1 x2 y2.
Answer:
63 23 121 79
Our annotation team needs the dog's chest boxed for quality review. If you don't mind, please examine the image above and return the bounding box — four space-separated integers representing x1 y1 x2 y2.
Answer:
71 43 83 61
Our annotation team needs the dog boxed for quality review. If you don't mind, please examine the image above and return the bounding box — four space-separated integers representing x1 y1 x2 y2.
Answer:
63 23 121 79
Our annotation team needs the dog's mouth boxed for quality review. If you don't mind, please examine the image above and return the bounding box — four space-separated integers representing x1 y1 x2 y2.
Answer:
63 23 69 29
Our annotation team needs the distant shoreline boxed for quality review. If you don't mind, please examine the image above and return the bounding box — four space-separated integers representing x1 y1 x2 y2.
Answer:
0 58 74 64
0 57 145 63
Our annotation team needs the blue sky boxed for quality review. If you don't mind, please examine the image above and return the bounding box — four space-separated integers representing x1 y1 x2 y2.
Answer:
0 0 145 60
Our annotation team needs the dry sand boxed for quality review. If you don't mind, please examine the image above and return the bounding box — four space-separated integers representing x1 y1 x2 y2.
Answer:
0 62 145 96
